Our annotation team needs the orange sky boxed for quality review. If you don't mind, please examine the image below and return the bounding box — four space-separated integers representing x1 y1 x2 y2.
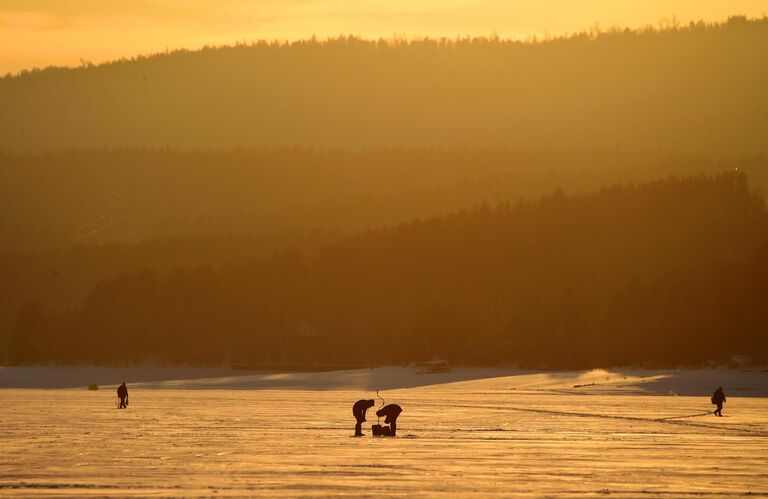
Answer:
1 0 766 75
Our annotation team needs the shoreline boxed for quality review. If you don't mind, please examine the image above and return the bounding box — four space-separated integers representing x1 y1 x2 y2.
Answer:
2 365 767 397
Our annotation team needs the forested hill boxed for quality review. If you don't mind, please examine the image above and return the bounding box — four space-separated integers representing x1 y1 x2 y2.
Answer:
8 172 768 367
6 148 764 253
1 17 767 154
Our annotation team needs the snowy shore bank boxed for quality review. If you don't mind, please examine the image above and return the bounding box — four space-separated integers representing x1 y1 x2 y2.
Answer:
2 365 767 396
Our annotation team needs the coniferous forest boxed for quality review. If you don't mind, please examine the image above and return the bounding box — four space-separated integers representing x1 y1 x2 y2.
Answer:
6 173 768 367
2 17 767 155
2 17 768 368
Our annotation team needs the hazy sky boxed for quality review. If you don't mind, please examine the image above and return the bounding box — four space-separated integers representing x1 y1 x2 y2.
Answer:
1 0 766 75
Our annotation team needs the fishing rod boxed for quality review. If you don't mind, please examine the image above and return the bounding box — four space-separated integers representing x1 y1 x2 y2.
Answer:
376 389 385 424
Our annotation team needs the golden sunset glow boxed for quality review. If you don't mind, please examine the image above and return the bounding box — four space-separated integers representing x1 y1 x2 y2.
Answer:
3 1 768 496
1 0 766 74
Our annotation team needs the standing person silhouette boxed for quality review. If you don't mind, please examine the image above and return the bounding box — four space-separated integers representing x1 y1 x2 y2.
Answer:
376 404 403 436
711 386 726 416
352 399 375 436
117 382 129 409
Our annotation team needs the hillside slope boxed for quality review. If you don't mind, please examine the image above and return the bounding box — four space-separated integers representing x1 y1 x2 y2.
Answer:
1 17 766 153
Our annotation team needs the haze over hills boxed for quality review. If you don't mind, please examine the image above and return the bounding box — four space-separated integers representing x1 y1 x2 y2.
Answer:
1 17 768 367
2 17 768 255
4 148 766 253
1 17 767 154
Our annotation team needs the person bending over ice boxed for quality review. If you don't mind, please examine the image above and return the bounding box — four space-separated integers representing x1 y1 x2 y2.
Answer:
353 399 375 436
376 404 403 436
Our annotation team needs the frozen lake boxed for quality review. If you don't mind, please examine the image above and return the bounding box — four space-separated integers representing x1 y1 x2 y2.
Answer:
1 367 767 496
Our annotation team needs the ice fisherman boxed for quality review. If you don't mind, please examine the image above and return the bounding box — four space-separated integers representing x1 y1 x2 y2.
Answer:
353 399 375 436
376 404 403 436
117 382 129 409
711 386 726 416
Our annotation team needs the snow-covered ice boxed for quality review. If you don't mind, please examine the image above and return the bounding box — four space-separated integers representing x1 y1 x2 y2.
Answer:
1 367 767 496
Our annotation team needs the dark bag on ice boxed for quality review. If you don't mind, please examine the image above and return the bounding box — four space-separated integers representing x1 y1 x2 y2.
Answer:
372 424 393 436
711 395 716 405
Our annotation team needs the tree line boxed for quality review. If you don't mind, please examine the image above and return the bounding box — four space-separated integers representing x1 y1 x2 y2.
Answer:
1 17 767 155
5 149 762 356
8 172 768 367
3 148 764 253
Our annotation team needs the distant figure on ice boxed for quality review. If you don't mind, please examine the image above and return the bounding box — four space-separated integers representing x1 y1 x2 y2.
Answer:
376 404 403 436
352 399 375 436
711 386 726 416
117 382 129 409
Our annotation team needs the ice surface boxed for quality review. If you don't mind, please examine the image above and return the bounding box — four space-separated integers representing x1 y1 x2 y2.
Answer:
1 367 767 496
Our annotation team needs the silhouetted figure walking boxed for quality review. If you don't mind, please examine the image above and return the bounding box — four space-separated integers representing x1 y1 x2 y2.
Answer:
353 399 375 436
117 382 129 409
376 404 402 436
711 386 726 416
